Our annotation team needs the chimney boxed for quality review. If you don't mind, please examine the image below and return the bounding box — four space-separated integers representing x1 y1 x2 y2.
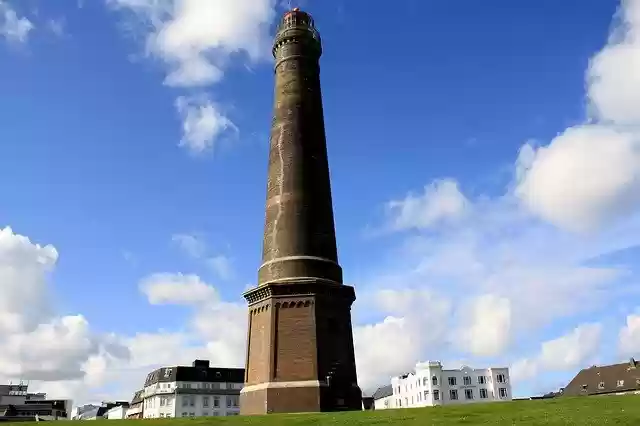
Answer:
192 359 210 368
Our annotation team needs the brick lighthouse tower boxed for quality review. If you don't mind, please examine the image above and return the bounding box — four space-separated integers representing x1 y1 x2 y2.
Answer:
239 8 362 415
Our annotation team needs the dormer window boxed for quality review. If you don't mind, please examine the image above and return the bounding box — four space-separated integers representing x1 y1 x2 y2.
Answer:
581 384 587 391
598 382 605 389
432 376 437 385
617 380 624 387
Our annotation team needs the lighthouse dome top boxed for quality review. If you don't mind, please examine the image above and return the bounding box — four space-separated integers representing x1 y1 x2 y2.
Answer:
279 8 316 30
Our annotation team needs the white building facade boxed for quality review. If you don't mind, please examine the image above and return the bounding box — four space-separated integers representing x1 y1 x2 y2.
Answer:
105 405 127 420
139 360 243 419
375 361 512 409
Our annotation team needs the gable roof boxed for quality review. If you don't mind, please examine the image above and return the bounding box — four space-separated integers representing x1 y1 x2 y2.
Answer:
563 358 640 396
372 385 393 400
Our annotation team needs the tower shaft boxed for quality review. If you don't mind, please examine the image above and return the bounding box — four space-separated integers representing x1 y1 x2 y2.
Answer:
240 9 362 415
258 11 341 287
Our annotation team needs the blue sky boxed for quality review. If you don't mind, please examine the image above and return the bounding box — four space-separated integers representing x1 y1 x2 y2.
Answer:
1 0 640 405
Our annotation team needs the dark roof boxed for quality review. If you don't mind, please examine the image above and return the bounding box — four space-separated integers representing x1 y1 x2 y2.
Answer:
372 385 393 400
563 358 640 396
130 390 144 404
143 360 244 387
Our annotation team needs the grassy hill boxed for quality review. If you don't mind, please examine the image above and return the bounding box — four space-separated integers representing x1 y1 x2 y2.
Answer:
72 395 640 425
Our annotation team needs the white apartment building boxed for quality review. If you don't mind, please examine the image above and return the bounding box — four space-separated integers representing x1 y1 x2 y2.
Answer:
373 361 512 409
139 360 244 419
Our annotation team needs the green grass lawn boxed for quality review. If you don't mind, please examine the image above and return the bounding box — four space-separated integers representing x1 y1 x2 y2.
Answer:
72 395 640 425
4 396 638 425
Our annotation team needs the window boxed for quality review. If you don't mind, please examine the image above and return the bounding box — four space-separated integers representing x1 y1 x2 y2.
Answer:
449 389 458 400
411 396 414 404
465 389 473 400
190 396 195 406
398 399 402 407
182 397 188 407
417 393 421 402
164 368 172 378
422 377 427 386
203 383 210 389
448 377 457 386
181 412 187 417
598 382 605 389
581 384 588 391
497 374 505 383
424 390 429 399
432 376 438 386
617 380 625 387
499 388 508 398
463 376 472 386
213 396 220 407
227 397 232 407
203 396 209 407
404 398 408 406
479 389 488 399
478 376 486 385
433 390 440 401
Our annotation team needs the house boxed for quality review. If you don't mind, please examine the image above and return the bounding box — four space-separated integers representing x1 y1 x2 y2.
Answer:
124 391 144 419
372 361 512 409
371 385 393 410
562 358 640 397
139 359 243 418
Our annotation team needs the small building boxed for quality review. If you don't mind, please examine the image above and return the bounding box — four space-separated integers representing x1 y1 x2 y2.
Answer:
373 361 512 409
0 383 71 421
125 391 144 419
105 403 129 420
140 359 244 418
562 358 640 397
75 402 129 420
371 385 393 410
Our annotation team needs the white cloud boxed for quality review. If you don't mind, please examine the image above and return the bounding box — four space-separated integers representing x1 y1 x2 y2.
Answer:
385 179 468 231
0 1 34 43
515 0 640 232
619 312 640 356
354 289 452 393
0 225 246 406
457 294 512 357
139 272 218 305
175 95 236 154
107 0 275 153
515 126 640 233
0 227 129 399
511 323 603 382
107 0 275 88
356 171 630 391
